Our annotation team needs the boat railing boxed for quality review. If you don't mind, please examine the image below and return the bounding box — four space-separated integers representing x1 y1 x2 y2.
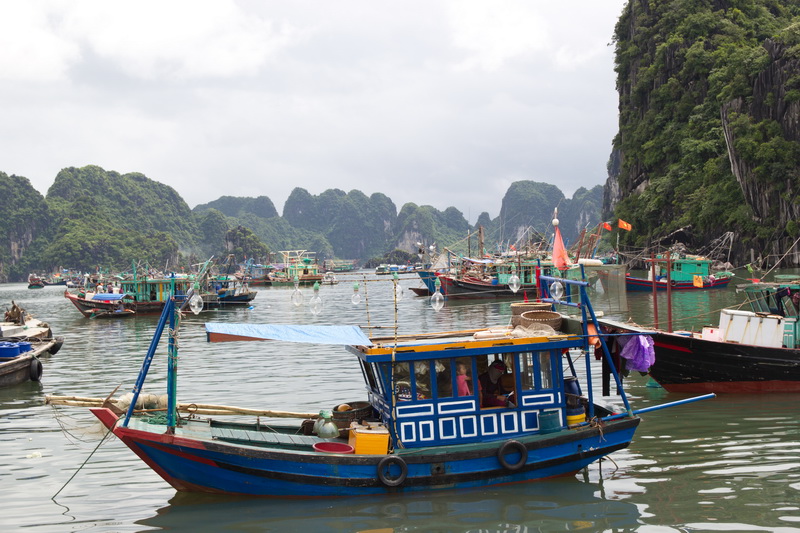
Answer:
538 274 634 418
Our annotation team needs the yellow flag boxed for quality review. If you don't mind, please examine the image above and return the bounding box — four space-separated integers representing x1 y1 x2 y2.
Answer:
693 275 703 288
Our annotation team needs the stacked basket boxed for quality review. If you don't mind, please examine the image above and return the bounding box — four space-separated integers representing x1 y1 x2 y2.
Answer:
331 401 375 438
510 302 552 327
518 310 562 330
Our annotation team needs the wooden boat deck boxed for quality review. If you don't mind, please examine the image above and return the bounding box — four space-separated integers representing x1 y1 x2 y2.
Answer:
210 424 324 451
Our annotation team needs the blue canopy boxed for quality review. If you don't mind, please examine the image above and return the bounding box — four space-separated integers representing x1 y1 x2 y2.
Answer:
205 323 372 346
91 293 128 301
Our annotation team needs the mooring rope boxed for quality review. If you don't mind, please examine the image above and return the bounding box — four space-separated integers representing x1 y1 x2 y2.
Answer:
51 426 114 500
50 405 103 446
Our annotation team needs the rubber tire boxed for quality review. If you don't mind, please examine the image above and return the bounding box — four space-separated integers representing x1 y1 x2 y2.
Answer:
377 455 408 487
497 440 528 471
29 358 43 382
670 279 677 287
49 337 64 355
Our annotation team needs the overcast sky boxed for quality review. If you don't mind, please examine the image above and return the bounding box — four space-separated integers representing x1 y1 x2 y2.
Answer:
1 1 627 222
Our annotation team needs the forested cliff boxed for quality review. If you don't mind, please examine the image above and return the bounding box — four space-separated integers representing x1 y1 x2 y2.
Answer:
0 166 602 282
606 0 800 266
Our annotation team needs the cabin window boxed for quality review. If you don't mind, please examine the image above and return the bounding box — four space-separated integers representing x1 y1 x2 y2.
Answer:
370 363 384 395
477 354 516 408
360 360 378 393
539 351 553 389
414 362 432 399
386 362 410 400
434 359 453 398
519 352 535 391
518 350 554 390
386 361 432 401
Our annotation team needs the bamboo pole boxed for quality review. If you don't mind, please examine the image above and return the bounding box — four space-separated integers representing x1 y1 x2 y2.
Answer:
45 395 318 419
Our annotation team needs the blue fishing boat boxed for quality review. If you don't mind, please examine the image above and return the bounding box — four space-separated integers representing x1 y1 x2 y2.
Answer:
90 276 710 497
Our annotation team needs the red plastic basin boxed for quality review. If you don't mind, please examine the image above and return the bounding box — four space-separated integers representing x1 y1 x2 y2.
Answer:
312 442 354 454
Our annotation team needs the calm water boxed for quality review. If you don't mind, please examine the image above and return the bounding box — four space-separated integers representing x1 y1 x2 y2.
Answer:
1 270 799 532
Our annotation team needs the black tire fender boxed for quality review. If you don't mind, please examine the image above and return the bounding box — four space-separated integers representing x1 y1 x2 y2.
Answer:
29 357 43 382
497 439 527 471
377 455 408 487
49 337 64 355
670 279 677 287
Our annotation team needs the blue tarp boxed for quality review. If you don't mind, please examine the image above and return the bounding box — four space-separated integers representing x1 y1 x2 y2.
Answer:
91 293 128 301
205 323 372 346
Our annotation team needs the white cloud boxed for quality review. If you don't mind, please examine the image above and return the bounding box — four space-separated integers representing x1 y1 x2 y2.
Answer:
0 4 79 81
0 1 628 221
445 0 548 71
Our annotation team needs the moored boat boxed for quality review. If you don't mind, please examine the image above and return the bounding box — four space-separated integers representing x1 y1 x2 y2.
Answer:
321 271 339 285
89 308 136 319
270 250 324 286
84 274 709 497
1 301 64 351
64 274 194 317
200 256 258 308
0 340 56 387
1 302 64 386
590 278 800 393
625 254 733 291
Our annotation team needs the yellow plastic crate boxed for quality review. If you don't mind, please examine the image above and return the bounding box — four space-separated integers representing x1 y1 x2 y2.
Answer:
348 425 390 455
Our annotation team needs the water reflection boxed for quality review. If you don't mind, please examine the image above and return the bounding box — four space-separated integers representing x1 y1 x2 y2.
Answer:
4 275 800 530
137 479 641 532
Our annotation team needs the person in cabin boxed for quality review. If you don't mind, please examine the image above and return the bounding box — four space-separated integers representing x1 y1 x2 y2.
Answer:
456 362 472 396
478 360 510 407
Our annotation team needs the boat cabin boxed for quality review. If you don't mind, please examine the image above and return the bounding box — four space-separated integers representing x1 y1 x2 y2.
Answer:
726 279 800 349
647 254 717 283
118 276 193 303
347 329 590 449
277 250 322 283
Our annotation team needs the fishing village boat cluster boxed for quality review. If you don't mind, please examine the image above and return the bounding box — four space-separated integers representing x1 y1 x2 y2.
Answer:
12 215 798 509
63 256 258 318
46 271 712 497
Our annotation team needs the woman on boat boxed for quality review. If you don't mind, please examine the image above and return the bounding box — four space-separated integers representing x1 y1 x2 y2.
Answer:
478 360 510 407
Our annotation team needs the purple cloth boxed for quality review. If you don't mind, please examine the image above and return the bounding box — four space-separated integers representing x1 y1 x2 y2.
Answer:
619 335 655 372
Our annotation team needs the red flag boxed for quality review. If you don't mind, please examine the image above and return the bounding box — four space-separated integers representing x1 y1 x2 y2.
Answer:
552 226 570 270
602 222 612 231
617 219 632 231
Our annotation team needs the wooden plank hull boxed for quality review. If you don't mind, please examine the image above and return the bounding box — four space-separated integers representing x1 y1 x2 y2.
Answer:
439 275 538 300
92 407 638 497
64 291 164 317
0 340 57 387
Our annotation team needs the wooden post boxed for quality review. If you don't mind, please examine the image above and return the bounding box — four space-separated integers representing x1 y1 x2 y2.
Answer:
666 254 673 332
651 252 659 329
